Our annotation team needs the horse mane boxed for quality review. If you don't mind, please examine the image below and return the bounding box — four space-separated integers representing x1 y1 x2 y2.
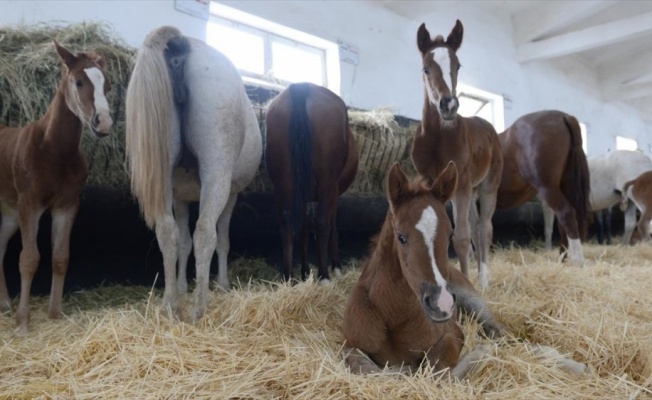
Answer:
125 26 184 228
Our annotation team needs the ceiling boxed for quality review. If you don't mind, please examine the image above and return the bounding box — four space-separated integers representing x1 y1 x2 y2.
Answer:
369 0 652 120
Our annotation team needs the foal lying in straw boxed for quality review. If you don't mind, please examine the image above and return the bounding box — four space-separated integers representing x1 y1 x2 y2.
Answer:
342 162 586 379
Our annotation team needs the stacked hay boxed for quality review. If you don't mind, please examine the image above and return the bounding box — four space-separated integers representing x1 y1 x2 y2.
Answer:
1 243 651 398
0 22 134 188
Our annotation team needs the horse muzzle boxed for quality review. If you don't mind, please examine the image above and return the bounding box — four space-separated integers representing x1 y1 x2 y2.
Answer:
438 96 459 121
421 282 456 322
91 112 113 137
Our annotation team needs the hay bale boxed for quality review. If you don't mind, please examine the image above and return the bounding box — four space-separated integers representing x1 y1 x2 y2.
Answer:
0 22 135 188
1 243 652 398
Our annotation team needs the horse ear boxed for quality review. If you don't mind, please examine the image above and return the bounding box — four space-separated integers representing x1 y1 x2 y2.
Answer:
54 41 77 69
445 19 464 52
94 55 106 70
417 23 433 54
430 161 458 203
387 162 410 209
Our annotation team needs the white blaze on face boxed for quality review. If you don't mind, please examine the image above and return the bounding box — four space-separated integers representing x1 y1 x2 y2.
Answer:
415 206 455 314
431 47 452 95
84 67 113 132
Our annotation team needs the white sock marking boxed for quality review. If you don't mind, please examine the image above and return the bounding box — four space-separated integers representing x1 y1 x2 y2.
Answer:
568 238 584 265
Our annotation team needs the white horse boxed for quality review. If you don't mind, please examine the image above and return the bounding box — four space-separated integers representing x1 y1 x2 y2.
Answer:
542 150 652 248
125 26 262 320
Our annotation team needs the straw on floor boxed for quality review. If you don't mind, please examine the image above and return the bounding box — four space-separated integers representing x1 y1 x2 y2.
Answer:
1 242 651 399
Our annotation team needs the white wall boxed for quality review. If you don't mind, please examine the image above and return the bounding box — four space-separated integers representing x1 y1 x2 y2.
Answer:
2 0 651 156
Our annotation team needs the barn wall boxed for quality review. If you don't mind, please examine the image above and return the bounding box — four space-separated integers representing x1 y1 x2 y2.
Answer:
1 0 651 156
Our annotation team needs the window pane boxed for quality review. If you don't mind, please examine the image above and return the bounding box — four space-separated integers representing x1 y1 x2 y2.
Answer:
206 21 264 75
272 41 324 85
457 95 485 118
616 136 637 151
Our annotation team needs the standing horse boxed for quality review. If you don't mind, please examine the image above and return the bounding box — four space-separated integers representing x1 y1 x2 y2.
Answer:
620 171 652 243
0 42 113 330
496 110 590 264
411 21 503 289
542 150 652 246
265 82 358 283
343 162 504 376
125 26 262 320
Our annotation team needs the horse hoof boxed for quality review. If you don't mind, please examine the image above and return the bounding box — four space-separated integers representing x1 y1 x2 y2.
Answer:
216 278 230 292
48 310 62 320
318 278 331 287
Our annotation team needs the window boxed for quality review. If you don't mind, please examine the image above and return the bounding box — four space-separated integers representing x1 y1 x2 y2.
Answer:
579 122 588 154
207 3 340 92
456 83 505 132
616 136 638 151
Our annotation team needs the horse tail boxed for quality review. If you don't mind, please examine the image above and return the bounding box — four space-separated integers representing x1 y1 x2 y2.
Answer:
288 83 314 231
125 26 188 228
561 114 591 239
620 179 635 212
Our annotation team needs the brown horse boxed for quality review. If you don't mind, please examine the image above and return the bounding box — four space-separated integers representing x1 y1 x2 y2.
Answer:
497 110 590 264
0 42 113 330
342 162 505 377
412 21 503 289
620 171 652 242
265 82 358 283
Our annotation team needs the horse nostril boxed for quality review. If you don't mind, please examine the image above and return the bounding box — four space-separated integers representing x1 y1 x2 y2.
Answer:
93 114 100 127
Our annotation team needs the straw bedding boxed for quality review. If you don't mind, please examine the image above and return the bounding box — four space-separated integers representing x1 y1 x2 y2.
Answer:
1 242 651 399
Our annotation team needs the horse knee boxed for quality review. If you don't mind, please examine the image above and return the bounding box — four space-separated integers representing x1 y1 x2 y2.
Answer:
52 257 69 276
19 250 40 276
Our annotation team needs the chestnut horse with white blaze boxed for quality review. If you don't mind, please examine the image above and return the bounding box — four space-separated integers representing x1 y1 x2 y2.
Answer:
265 83 358 283
411 20 503 289
343 162 505 377
0 42 113 330
497 110 590 264
125 26 262 321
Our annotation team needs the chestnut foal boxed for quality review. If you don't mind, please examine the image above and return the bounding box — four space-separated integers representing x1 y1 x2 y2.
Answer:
343 162 505 378
0 42 113 330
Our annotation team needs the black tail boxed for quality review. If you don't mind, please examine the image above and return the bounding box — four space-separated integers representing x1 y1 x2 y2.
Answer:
561 115 590 239
289 83 313 232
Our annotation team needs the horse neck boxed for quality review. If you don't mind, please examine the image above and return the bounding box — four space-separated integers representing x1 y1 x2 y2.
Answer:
39 80 83 157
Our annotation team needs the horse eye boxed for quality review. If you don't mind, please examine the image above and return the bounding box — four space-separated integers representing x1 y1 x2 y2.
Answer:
75 80 83 88
422 67 430 75
397 233 407 245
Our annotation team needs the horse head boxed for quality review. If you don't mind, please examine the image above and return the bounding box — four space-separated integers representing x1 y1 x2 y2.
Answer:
416 20 463 121
54 41 113 137
386 161 458 322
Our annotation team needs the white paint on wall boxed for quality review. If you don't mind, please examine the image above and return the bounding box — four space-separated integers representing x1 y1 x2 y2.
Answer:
1 0 651 157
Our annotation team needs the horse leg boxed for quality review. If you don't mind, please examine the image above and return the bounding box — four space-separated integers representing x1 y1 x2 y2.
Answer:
315 195 336 284
476 187 497 289
280 210 294 282
48 204 78 319
343 346 383 374
0 204 19 312
16 201 45 330
451 187 472 281
216 192 237 290
595 209 605 244
447 266 508 338
192 171 230 321
636 206 651 242
622 201 638 245
329 214 343 278
155 211 181 317
604 207 613 245
540 197 555 251
539 188 583 265
173 199 192 295
300 215 309 280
